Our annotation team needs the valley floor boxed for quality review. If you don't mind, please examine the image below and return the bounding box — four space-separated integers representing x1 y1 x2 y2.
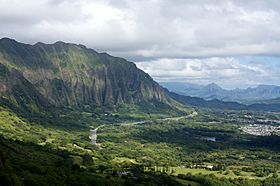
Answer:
0 107 280 185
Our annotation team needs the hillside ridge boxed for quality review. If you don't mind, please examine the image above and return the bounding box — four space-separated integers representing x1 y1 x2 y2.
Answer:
0 38 185 115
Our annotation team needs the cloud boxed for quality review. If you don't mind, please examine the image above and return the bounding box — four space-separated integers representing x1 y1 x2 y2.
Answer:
0 0 279 88
135 57 280 89
0 0 280 60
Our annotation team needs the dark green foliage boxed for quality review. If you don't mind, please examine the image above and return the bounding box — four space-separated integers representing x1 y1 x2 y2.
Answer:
0 107 279 185
0 136 185 186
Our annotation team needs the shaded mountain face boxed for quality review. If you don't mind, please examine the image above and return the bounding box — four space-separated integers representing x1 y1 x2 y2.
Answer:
161 82 280 103
0 63 51 114
0 38 175 112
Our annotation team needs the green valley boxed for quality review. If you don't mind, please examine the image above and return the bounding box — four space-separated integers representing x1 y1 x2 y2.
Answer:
0 39 279 186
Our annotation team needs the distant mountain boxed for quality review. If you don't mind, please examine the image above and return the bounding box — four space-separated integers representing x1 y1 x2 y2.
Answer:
247 97 280 104
161 82 280 103
260 97 280 104
159 82 203 93
0 38 187 116
168 92 280 112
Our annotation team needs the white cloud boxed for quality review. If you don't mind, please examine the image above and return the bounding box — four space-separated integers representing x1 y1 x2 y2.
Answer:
0 0 280 88
1 0 280 59
136 57 280 89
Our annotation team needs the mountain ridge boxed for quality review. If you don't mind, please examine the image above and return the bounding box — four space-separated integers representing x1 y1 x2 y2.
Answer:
161 82 280 103
168 91 280 112
0 38 186 116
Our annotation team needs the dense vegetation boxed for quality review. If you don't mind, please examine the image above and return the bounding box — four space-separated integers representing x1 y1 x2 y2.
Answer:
0 105 279 185
0 38 279 185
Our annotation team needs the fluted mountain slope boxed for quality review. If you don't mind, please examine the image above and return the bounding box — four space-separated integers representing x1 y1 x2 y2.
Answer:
0 38 183 114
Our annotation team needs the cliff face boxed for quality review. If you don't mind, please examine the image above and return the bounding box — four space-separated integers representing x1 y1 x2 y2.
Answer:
0 38 170 110
0 63 50 113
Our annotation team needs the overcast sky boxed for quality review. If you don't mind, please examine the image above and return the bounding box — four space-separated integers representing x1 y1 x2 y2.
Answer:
1 0 280 89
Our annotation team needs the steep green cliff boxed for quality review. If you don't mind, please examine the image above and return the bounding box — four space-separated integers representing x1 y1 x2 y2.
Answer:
0 38 184 114
0 63 51 114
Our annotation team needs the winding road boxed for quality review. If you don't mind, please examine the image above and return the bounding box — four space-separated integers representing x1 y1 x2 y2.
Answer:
90 111 198 145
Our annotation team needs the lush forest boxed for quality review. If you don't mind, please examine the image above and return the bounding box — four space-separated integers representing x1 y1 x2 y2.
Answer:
0 105 279 185
0 39 279 185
